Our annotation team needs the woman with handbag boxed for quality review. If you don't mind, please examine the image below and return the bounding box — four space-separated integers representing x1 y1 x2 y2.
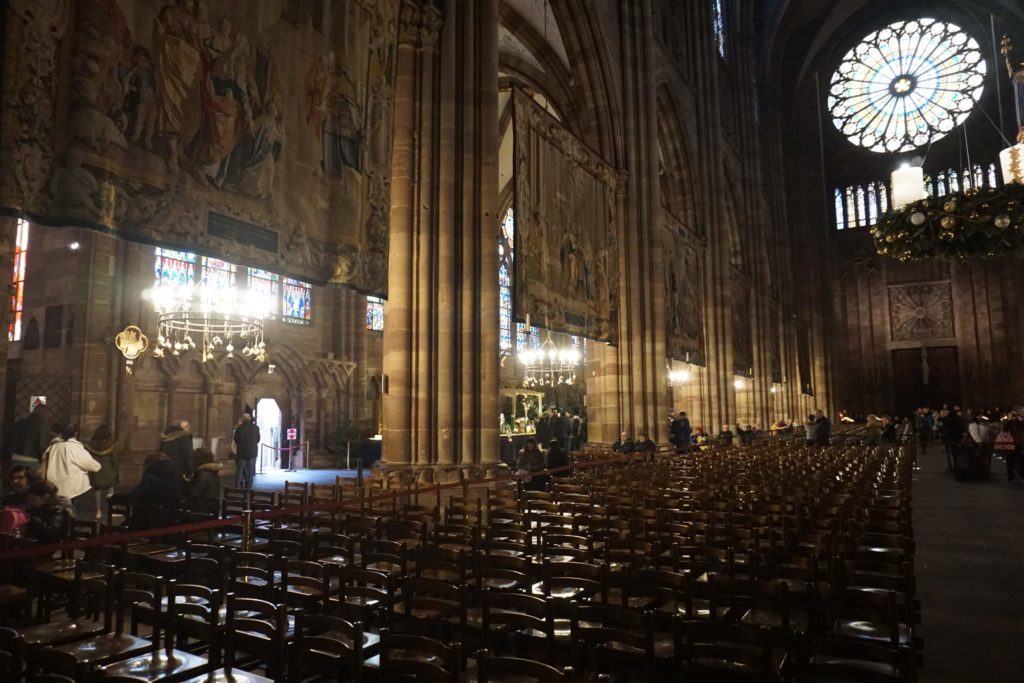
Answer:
86 425 118 520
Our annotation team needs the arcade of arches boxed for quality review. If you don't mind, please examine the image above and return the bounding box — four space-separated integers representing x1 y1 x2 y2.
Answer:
0 0 1022 485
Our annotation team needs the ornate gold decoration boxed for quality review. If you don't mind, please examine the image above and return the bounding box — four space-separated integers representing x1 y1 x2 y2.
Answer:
114 325 149 374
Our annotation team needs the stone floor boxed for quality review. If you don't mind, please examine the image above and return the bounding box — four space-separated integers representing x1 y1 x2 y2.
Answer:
914 445 1024 682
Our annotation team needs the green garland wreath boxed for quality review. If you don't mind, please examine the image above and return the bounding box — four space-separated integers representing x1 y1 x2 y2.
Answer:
871 183 1024 261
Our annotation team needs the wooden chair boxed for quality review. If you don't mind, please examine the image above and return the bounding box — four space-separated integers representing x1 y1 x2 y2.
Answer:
479 591 554 661
570 603 665 681
223 595 289 681
395 577 468 641
289 613 371 683
377 631 462 682
324 566 395 628
475 650 576 683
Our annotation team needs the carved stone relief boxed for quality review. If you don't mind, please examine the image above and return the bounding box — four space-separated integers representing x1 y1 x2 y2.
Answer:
888 281 955 342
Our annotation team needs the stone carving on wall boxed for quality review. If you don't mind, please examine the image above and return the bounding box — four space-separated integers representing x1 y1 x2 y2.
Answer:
888 281 955 342
662 218 704 363
731 275 753 375
0 0 399 294
512 89 619 342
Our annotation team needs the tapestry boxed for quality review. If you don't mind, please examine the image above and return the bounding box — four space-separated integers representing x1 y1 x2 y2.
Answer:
512 89 619 342
731 274 752 376
0 0 399 293
663 218 704 363
888 281 955 342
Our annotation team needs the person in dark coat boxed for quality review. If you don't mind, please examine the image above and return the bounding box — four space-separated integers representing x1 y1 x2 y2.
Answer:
612 431 635 453
23 480 71 543
2 466 39 508
159 420 193 493
814 410 831 446
535 412 554 446
234 412 261 489
940 408 965 470
635 432 656 460
131 454 182 510
670 412 692 451
545 439 571 477
187 447 222 514
516 437 547 491
552 410 573 453
11 403 52 466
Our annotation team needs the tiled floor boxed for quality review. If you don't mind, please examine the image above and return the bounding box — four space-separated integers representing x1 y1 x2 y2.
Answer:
914 445 1024 682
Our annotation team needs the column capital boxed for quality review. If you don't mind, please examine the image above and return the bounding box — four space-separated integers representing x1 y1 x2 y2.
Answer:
419 4 443 49
398 0 421 46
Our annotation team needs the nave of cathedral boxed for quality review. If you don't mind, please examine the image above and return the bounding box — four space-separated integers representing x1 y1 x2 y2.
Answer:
2 0 1024 680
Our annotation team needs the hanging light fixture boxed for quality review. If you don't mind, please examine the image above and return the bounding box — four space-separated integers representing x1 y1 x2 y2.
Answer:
148 280 270 364
519 331 581 388
668 365 693 386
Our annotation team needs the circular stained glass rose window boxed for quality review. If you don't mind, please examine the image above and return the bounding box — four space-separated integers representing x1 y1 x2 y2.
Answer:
828 18 987 153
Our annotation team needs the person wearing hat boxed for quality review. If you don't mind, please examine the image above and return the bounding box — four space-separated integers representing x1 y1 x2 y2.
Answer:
233 412 261 489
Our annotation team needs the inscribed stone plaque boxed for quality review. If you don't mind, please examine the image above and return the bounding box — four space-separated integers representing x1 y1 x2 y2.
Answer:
888 281 955 342
0 0 398 292
512 89 619 342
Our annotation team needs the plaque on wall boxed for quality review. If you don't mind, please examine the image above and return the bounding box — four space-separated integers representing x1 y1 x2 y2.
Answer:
512 89 620 342
888 281 955 342
0 0 399 293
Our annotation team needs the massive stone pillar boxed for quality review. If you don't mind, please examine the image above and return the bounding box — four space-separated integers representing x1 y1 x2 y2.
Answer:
616 0 668 442
382 0 499 473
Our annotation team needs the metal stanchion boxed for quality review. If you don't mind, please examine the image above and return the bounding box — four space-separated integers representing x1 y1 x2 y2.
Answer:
241 510 254 552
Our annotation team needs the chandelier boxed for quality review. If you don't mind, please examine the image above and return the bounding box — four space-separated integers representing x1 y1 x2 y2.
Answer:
149 283 269 363
519 331 581 388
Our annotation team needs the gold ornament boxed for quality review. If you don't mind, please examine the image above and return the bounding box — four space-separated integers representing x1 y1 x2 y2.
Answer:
885 235 896 243
115 325 149 375
995 214 1012 229
941 216 957 230
965 187 979 198
943 200 958 212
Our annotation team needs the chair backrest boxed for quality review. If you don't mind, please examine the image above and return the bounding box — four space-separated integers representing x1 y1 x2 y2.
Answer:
379 631 462 683
224 594 288 679
292 612 364 683
476 651 574 683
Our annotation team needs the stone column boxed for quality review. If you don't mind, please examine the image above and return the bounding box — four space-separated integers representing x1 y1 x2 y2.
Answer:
382 0 500 473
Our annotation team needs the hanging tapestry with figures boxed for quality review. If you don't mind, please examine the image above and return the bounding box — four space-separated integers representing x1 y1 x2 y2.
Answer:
0 0 398 294
512 88 619 342
662 217 704 364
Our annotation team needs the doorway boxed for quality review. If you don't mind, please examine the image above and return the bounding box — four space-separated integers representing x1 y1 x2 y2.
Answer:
891 346 961 417
256 398 282 471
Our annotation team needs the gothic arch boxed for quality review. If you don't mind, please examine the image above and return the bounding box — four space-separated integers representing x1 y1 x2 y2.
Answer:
655 84 698 233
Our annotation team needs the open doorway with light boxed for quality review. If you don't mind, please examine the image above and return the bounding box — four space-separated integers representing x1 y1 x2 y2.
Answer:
256 397 282 471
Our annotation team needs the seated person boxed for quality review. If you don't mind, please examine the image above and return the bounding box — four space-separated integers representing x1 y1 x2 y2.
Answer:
719 425 734 446
2 466 39 508
24 480 70 543
131 453 182 510
635 432 656 456
187 447 222 514
612 431 635 453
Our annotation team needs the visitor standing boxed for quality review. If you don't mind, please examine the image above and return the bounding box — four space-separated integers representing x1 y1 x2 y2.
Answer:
553 409 572 453
187 447 222 513
814 410 831 446
940 408 964 471
995 420 1018 482
86 425 118 521
10 402 52 467
536 411 554 446
516 437 547 491
671 411 692 451
805 414 819 446
234 412 261 489
159 420 194 494
38 423 101 519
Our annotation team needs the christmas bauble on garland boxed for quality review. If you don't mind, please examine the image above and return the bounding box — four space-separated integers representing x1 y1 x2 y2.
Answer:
872 184 1024 261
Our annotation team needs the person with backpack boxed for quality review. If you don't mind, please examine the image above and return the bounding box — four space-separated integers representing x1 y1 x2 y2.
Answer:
995 421 1018 482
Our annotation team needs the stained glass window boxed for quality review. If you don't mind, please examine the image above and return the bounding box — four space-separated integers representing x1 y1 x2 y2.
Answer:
878 182 889 213
154 248 196 289
281 278 312 324
366 296 385 332
834 189 845 229
9 219 29 342
247 268 280 319
829 19 986 153
712 0 726 59
498 262 512 353
867 184 878 225
499 207 516 356
199 257 235 309
988 162 999 188
855 186 867 227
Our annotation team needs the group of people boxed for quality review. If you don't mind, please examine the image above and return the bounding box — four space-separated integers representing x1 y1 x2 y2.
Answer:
906 405 1024 483
514 437 572 490
0 405 263 540
534 409 587 453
